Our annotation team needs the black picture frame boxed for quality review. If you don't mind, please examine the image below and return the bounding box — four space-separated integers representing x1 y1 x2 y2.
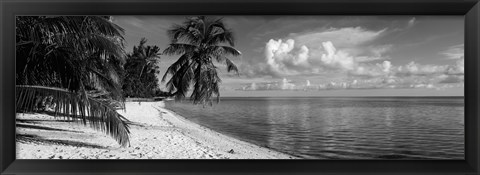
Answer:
1 0 479 174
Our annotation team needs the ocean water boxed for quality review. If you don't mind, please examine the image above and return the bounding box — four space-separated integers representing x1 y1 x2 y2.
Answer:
165 97 464 159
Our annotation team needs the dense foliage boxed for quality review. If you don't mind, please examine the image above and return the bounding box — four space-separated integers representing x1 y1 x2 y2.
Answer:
122 38 162 98
15 16 130 147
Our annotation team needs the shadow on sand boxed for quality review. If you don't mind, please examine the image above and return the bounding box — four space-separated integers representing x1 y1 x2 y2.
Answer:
16 118 76 124
16 123 82 133
16 134 108 149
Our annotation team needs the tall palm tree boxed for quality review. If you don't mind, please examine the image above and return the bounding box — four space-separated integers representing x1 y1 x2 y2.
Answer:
16 16 130 147
162 16 241 105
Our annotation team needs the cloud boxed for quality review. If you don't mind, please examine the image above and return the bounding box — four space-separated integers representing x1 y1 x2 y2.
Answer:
440 44 464 60
241 78 297 90
293 27 391 64
348 60 393 77
446 58 464 75
320 41 356 70
407 17 416 28
292 27 386 47
256 27 391 77
258 37 465 82
239 69 464 91
355 45 393 62
396 61 448 76
262 39 314 76
439 75 464 84
240 26 464 91
281 78 296 90
382 61 392 73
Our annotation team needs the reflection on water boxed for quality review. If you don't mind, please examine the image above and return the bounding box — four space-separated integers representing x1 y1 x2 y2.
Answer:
165 97 464 159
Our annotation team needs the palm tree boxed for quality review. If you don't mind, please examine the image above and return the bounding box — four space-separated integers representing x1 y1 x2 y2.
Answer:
162 16 241 105
16 16 130 147
123 38 162 98
130 38 161 78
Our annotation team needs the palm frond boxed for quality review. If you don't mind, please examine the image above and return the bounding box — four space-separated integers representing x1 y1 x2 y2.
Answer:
165 60 197 100
86 65 123 101
206 25 235 46
73 33 125 59
17 16 126 95
190 62 221 105
225 58 239 74
16 85 130 147
161 54 191 82
167 24 200 45
214 55 239 75
209 45 241 57
163 43 197 56
82 16 125 39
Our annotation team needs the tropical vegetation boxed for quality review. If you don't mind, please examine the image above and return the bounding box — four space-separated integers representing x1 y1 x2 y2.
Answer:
162 16 241 105
15 16 130 147
15 15 241 147
122 38 162 98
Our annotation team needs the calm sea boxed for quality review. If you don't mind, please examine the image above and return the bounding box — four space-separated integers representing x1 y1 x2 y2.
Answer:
165 97 464 159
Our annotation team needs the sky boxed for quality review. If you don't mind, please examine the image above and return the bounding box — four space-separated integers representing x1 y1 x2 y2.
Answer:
112 16 464 97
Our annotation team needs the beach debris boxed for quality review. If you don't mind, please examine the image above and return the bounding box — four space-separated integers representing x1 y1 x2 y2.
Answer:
228 149 235 154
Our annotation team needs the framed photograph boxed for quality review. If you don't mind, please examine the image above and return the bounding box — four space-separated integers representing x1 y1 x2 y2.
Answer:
1 0 479 174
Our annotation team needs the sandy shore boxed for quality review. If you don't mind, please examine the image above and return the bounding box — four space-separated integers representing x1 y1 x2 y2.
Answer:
16 101 296 159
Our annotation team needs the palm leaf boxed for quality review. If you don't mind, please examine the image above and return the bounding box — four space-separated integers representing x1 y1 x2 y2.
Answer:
81 16 125 40
165 60 196 100
161 54 191 82
167 24 200 45
207 27 235 46
163 43 197 56
16 85 130 147
17 16 126 100
225 58 239 74
208 45 241 58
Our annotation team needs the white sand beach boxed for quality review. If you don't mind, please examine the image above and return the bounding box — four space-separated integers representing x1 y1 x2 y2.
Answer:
16 101 296 159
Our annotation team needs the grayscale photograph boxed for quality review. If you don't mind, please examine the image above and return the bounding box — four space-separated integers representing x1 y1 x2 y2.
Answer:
15 15 464 159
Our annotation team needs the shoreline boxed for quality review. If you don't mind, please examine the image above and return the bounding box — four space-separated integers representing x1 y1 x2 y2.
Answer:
159 105 300 159
16 101 297 159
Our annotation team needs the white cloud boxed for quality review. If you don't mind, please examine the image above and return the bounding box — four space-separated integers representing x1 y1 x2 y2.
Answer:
260 39 391 77
281 78 296 90
306 80 311 86
253 27 393 78
440 44 464 60
293 27 386 47
382 61 392 73
320 41 356 70
446 58 464 75
355 45 392 63
240 78 297 90
245 27 464 91
407 17 416 28
350 60 394 77
397 61 448 75
263 39 314 76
